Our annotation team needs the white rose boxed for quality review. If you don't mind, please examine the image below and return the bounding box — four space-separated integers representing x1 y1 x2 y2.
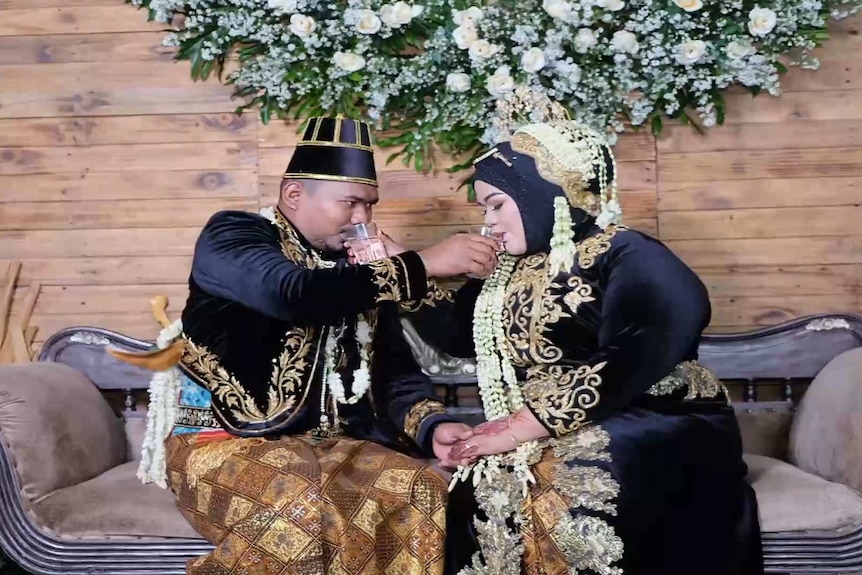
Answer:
380 1 418 27
543 0 573 19
521 47 547 73
486 66 515 97
355 9 382 34
333 51 366 72
748 6 777 36
598 0 625 11
469 39 499 60
557 61 582 84
452 24 479 49
453 6 484 25
574 28 598 52
446 72 471 93
726 39 755 59
267 0 297 13
676 39 707 64
289 14 316 37
673 0 703 11
611 30 639 54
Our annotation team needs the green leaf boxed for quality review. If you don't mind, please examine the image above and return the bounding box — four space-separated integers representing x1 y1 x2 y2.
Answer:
650 115 663 136
775 62 788 74
260 100 272 125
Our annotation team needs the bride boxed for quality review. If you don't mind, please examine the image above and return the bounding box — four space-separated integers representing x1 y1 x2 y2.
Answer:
398 113 763 575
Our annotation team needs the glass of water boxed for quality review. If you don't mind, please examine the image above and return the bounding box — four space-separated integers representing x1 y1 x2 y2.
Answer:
466 226 502 279
344 222 388 264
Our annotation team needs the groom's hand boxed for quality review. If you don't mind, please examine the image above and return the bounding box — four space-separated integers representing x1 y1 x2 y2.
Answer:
432 422 474 470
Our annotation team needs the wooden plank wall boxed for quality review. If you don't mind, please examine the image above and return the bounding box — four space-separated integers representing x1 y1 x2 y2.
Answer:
0 1 859 346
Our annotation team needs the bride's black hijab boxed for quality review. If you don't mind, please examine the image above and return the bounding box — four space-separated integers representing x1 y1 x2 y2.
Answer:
472 137 614 255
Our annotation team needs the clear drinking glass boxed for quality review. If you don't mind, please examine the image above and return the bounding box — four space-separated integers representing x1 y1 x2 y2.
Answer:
466 226 502 279
344 222 388 264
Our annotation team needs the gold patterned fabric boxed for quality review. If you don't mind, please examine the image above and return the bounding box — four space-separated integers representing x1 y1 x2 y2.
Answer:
167 432 448 575
403 399 449 442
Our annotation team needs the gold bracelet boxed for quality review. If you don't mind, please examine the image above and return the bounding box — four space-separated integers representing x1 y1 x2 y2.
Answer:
507 415 522 445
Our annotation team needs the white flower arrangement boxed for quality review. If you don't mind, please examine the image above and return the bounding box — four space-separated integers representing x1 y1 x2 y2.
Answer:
129 0 860 171
449 253 541 496
137 319 184 488
322 318 374 405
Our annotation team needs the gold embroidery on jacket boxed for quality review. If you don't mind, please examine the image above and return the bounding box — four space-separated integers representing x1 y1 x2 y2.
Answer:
503 253 568 367
647 360 728 401
367 257 407 302
272 209 337 270
403 399 449 441
182 327 314 426
400 280 455 312
575 225 622 270
524 362 607 435
561 276 595 314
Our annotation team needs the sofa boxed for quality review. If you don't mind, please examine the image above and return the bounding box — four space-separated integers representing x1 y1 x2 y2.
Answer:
1 313 861 574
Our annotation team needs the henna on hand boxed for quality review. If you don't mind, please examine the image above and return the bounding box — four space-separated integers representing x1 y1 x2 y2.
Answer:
448 441 479 460
510 410 532 425
472 417 510 437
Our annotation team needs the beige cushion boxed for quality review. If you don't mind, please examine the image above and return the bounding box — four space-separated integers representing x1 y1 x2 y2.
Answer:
0 363 127 502
736 409 793 461
745 454 862 533
789 347 862 492
30 461 202 540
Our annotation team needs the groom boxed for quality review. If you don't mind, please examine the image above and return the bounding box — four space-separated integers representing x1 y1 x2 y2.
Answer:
154 116 500 574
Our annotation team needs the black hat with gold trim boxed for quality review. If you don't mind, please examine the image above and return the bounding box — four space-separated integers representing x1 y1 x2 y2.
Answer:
283 117 377 187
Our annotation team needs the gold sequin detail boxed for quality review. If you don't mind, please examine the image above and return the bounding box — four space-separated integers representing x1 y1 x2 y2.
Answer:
511 130 602 217
552 465 620 515
647 360 728 401
554 515 624 575
516 425 624 575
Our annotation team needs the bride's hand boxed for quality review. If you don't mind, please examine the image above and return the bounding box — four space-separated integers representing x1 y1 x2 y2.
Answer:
447 409 550 466
447 417 517 465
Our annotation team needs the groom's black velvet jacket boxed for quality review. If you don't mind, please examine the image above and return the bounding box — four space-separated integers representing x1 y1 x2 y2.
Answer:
178 208 456 456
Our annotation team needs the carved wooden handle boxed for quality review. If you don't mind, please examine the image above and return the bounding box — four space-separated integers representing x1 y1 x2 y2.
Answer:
150 295 173 328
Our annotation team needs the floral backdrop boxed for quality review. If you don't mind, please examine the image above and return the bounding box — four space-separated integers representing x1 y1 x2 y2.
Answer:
130 0 860 171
